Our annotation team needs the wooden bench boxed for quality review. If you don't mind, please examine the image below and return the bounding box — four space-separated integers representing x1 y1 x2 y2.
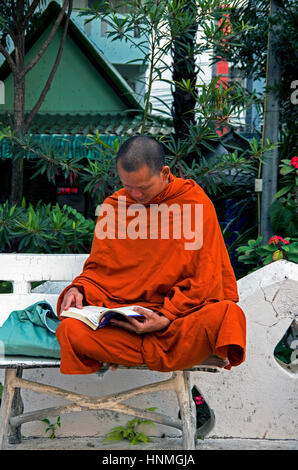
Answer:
0 254 219 450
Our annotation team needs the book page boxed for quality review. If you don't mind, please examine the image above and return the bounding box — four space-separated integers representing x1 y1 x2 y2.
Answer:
66 306 106 315
64 306 106 326
110 306 143 316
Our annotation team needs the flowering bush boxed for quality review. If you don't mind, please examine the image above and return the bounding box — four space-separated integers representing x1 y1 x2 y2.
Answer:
236 235 298 271
269 155 298 241
290 156 298 169
268 235 290 245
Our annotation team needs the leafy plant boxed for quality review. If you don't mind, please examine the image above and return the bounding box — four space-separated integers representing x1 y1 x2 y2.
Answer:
213 0 298 128
270 197 298 240
236 235 298 272
78 0 253 133
269 156 298 239
274 157 298 200
0 201 24 250
80 133 122 202
104 408 157 445
0 200 95 254
0 281 13 293
41 416 61 439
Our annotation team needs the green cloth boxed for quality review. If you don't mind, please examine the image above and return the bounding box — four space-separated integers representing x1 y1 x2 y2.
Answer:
0 301 60 358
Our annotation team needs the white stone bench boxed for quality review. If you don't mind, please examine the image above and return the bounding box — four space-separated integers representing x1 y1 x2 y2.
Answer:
0 254 219 450
197 259 298 440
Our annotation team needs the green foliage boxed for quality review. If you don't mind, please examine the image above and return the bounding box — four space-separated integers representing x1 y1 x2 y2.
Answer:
41 416 61 439
0 281 12 293
269 155 298 239
78 0 252 131
0 200 95 254
0 201 24 249
0 1 48 49
0 1 260 206
214 0 298 127
0 0 294 281
270 197 298 239
80 132 122 202
0 130 85 186
104 408 157 445
274 157 298 200
236 146 298 272
236 236 298 273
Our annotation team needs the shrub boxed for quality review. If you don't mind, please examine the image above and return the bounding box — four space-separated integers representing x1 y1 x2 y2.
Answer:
0 200 95 254
236 235 298 272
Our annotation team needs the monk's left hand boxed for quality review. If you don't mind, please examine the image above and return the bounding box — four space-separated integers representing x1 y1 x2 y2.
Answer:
109 307 171 334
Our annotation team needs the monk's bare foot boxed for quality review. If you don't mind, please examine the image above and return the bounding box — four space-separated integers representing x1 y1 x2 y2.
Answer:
103 362 119 371
199 355 230 368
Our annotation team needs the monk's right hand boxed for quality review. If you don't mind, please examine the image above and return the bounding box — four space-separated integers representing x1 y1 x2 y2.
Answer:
60 287 83 314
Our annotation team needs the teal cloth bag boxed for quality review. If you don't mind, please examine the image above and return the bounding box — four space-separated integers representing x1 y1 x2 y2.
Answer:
0 301 61 358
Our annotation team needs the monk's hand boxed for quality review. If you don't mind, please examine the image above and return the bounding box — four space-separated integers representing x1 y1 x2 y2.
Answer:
109 307 171 334
60 287 83 314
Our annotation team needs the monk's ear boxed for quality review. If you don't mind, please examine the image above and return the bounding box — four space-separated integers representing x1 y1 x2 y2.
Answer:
161 166 170 180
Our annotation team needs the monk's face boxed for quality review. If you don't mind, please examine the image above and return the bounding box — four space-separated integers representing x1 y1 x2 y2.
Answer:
117 162 170 204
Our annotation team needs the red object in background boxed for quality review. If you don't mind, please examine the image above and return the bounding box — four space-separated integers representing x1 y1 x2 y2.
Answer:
57 187 78 195
290 156 298 168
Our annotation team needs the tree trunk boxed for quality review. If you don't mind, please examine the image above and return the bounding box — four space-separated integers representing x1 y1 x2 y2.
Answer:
7 0 73 205
10 72 26 206
260 0 282 243
170 1 198 163
10 1 26 207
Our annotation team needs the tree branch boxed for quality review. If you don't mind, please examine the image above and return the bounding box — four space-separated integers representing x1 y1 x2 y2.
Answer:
23 0 41 28
23 0 70 76
24 0 73 130
0 43 17 74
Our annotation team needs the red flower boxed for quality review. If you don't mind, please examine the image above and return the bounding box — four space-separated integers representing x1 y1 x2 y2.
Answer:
290 156 298 169
268 235 290 245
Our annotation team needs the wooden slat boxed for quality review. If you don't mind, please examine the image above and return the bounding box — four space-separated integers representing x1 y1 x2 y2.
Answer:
0 357 218 373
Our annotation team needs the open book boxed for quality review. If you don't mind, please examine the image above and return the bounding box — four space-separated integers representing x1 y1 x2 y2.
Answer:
60 305 144 330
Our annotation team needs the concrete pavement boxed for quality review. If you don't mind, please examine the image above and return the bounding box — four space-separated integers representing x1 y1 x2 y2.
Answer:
4 436 298 450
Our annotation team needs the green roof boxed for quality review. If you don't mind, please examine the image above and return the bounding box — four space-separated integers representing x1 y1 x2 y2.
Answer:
16 112 172 136
0 112 173 159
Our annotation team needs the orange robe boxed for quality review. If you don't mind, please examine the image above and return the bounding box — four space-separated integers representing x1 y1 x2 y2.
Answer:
56 173 246 374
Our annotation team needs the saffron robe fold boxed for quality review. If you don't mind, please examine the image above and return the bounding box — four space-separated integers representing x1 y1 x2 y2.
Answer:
56 173 246 373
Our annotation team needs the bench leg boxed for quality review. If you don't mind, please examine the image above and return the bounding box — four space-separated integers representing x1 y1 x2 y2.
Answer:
9 367 24 444
0 367 23 449
174 371 197 450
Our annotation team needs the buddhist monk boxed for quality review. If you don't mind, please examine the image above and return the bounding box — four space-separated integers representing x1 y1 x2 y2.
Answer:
56 135 246 376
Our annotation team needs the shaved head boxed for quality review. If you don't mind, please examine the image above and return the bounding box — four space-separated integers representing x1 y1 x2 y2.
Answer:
116 135 165 175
